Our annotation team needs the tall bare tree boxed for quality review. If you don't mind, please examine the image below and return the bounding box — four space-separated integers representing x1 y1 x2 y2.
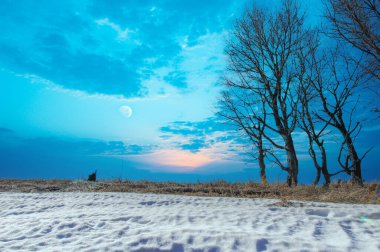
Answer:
219 88 269 185
296 37 332 186
222 0 312 186
308 48 370 185
324 0 380 81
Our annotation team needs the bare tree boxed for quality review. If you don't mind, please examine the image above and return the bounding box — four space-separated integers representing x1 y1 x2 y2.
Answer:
324 0 380 81
221 0 312 186
219 88 269 185
296 37 332 186
308 48 370 185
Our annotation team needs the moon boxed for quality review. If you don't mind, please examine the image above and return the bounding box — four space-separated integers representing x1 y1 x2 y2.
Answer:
119 105 133 118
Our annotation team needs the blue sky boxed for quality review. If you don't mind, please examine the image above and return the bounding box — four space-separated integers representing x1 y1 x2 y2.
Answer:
0 0 379 183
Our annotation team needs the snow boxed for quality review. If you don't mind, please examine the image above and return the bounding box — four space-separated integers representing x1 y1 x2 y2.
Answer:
0 192 379 251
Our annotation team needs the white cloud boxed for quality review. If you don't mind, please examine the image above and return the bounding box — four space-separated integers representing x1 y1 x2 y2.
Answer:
95 18 131 41
17 73 168 103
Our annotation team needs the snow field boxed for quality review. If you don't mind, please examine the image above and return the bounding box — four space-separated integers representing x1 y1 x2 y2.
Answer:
0 192 379 251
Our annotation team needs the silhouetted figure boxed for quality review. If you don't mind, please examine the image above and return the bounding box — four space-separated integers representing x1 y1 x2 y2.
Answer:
88 170 97 182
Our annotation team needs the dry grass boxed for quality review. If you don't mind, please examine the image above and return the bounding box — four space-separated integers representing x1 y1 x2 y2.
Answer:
0 179 379 204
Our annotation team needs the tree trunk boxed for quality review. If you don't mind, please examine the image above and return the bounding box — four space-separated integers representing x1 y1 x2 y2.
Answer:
285 136 298 187
320 147 331 186
258 149 268 185
311 151 330 186
346 135 363 185
313 168 321 186
339 126 363 185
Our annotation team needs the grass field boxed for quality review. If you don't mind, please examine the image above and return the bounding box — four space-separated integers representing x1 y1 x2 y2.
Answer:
1 179 379 204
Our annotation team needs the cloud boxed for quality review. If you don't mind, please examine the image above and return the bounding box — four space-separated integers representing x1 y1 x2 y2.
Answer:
0 130 162 179
362 123 380 132
0 132 154 158
0 0 241 98
163 71 188 89
95 18 132 41
0 40 143 96
16 72 166 104
158 117 249 165
130 149 215 170
119 105 133 118
0 127 13 134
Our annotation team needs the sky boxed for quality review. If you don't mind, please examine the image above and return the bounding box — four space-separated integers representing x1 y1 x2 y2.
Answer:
0 0 379 183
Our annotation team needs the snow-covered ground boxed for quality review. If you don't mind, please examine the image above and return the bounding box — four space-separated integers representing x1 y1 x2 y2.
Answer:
0 193 379 252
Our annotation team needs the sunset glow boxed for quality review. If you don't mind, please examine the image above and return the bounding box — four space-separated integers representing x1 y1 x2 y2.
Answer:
133 149 216 169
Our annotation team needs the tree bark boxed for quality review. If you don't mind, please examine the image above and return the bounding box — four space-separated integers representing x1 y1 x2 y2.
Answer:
313 169 321 186
320 147 331 186
258 148 268 185
285 137 298 187
310 142 330 186
340 128 363 185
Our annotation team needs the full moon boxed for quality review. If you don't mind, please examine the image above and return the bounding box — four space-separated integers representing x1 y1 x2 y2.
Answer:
119 105 133 118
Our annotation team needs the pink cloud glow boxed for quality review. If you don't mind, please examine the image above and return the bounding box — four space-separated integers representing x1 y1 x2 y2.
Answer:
132 149 216 169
